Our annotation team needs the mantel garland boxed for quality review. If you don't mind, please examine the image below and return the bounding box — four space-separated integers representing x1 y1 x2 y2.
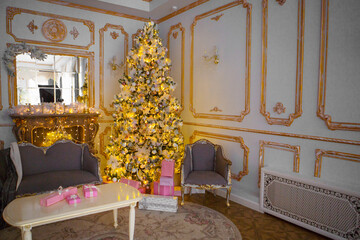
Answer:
2 42 47 77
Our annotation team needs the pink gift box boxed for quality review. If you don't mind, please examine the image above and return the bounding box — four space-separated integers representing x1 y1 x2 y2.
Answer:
153 181 174 196
40 191 65 207
159 176 174 186
120 178 141 189
83 184 98 198
66 194 81 204
161 159 175 177
62 187 78 198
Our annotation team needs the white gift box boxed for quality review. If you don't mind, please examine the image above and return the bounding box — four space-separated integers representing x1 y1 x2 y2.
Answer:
138 194 178 213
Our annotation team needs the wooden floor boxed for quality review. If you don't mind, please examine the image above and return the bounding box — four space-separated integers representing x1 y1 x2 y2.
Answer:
184 192 330 240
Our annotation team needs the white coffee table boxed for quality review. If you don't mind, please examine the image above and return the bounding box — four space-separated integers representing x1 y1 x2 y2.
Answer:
3 182 142 240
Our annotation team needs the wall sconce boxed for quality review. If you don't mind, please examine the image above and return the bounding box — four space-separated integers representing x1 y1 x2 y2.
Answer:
203 46 220 64
109 56 124 71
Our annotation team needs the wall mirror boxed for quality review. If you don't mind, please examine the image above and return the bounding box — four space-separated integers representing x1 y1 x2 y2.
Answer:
9 46 94 107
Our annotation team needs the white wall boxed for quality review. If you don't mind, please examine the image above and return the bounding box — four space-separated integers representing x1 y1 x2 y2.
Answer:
158 0 360 210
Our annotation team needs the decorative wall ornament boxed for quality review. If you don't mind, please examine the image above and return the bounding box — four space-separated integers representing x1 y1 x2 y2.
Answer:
317 0 360 131
273 102 285 114
276 0 286 5
190 130 249 181
2 42 46 77
99 23 129 116
69 26 79 39
210 106 222 112
167 23 185 113
202 46 220 64
190 1 252 122
260 0 304 126
6 7 95 50
258 140 300 187
314 149 360 178
109 56 124 71
27 20 38 34
110 31 119 39
172 31 178 39
211 13 224 21
41 18 67 42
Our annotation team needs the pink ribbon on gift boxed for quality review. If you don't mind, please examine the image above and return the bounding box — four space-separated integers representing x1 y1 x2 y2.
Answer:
69 194 78 200
84 185 99 197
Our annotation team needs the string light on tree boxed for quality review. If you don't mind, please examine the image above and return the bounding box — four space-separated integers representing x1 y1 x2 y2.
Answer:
105 21 184 186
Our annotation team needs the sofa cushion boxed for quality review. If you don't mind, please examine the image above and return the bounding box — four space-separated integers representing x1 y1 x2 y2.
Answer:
16 170 99 196
19 142 82 176
192 143 215 171
185 171 227 186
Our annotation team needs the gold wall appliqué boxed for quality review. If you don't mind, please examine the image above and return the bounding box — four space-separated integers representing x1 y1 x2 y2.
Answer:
41 18 67 42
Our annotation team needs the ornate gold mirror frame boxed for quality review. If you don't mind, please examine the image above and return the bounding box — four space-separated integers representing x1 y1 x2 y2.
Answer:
7 44 95 108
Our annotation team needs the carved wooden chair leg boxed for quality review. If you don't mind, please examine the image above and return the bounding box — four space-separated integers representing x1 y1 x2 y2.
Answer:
226 187 231 207
181 186 185 205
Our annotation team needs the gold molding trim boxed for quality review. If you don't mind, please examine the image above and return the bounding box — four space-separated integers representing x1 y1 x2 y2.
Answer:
6 7 95 50
99 126 111 158
190 130 249 181
158 0 210 23
167 23 185 113
314 149 360 177
8 44 95 107
211 14 224 21
38 0 149 22
0 124 13 127
183 121 360 146
190 1 252 122
99 24 129 116
258 140 300 187
317 0 360 131
132 28 142 48
260 0 304 126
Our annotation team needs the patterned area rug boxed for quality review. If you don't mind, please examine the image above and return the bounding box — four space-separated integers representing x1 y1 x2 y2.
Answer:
0 203 241 240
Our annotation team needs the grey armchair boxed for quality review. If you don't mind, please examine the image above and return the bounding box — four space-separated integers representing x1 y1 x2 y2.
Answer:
181 139 232 206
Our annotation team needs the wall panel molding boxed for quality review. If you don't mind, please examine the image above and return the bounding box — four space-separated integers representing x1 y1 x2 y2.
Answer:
184 121 360 145
258 140 300 187
189 130 249 181
99 126 111 158
314 149 360 178
260 0 304 126
190 0 252 122
6 7 95 50
317 0 360 131
99 23 128 116
167 23 185 112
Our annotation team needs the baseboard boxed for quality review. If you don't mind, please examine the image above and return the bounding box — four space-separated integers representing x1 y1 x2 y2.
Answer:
215 189 262 213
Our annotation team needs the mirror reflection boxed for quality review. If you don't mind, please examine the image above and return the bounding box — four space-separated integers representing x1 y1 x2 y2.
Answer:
16 54 88 105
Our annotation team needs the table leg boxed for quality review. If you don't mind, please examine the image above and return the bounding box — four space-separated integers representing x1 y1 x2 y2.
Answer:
21 225 32 240
129 203 136 240
113 209 118 228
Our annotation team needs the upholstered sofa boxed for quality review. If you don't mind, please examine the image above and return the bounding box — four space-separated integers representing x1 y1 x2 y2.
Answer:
0 140 101 227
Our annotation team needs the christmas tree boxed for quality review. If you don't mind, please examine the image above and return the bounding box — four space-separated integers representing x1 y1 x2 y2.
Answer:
105 22 184 186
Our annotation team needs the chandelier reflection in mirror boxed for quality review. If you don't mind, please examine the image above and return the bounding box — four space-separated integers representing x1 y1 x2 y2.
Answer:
16 53 88 105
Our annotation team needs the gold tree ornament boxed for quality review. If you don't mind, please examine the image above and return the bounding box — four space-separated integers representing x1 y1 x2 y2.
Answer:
105 21 184 185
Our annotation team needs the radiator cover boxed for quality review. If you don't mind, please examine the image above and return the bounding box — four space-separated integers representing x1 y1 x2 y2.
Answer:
260 168 360 240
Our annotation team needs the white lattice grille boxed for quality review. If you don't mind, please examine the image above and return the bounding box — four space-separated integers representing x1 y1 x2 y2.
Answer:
262 172 360 240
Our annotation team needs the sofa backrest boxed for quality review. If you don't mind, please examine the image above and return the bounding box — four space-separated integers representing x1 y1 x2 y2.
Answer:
192 141 215 171
19 141 83 177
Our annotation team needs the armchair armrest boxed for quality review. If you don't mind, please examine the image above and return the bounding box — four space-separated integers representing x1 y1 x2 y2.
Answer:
82 145 101 181
181 146 192 184
215 145 232 182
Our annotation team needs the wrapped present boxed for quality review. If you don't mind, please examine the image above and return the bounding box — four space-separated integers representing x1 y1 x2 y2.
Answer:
83 184 98 198
120 178 141 189
40 190 65 207
159 176 174 186
174 186 182 196
154 181 174 196
138 194 178 212
66 194 81 204
161 159 175 177
62 186 78 198
138 187 146 194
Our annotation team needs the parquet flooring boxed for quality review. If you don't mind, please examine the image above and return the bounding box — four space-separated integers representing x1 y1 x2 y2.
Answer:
184 192 330 240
